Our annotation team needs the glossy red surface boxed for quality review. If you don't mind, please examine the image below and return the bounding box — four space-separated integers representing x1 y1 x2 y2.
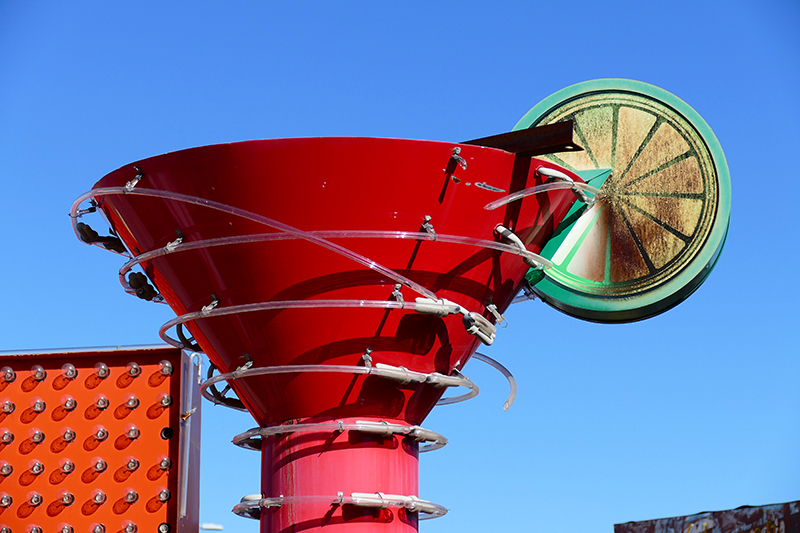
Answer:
260 417 419 533
92 137 580 427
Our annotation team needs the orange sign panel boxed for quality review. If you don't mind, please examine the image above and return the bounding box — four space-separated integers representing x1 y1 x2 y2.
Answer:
0 346 200 533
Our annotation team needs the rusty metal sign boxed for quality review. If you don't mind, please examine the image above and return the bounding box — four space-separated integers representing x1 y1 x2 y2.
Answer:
615 500 800 533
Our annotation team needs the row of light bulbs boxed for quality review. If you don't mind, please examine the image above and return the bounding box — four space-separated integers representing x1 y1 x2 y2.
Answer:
0 454 172 478
0 392 173 420
0 519 173 533
1 360 173 384
0 485 171 507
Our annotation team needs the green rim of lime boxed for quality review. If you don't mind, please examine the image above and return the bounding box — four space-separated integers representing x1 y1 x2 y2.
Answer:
516 79 731 323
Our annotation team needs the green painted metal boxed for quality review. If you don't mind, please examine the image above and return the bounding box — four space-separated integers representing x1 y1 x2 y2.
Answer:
517 79 731 323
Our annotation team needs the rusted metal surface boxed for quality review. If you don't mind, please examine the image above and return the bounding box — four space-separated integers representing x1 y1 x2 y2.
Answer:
462 121 583 156
615 500 800 533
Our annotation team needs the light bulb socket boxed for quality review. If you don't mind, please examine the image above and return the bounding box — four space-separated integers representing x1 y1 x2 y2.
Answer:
29 428 45 444
28 460 44 475
0 429 13 445
91 489 107 504
61 427 76 442
126 362 142 377
92 458 107 473
27 491 43 506
124 394 140 409
158 456 172 470
125 457 140 471
0 399 14 414
61 363 78 379
31 365 46 381
94 362 110 379
94 394 109 410
59 459 75 474
0 366 15 383
61 395 77 411
158 360 173 376
59 490 75 506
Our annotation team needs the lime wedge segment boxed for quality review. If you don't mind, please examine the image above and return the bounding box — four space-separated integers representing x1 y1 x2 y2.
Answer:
518 79 731 323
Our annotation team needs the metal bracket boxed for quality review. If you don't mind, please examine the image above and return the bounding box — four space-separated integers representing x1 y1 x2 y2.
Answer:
361 347 373 369
201 295 219 316
495 225 544 270
451 147 467 170
537 166 594 205
421 215 436 240
390 284 404 303
125 166 144 192
486 303 508 328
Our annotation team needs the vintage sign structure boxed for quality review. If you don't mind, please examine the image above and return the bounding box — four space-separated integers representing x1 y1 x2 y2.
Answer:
615 499 799 533
0 346 201 533
2 79 731 533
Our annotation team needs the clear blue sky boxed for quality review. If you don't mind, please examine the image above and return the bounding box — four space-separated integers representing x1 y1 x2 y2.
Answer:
1 2 798 532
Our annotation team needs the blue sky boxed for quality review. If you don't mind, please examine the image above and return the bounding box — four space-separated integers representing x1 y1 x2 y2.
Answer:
1 2 798 532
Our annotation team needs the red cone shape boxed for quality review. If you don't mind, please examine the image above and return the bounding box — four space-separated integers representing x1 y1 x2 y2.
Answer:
89 137 580 532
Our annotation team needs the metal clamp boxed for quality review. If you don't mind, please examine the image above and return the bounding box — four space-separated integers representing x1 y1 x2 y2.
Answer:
232 420 448 453
232 493 448 520
198 361 479 412
495 225 550 270
536 166 594 205
125 166 143 192
451 147 467 170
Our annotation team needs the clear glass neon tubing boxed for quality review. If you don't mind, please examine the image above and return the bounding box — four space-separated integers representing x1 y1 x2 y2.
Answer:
159 299 462 350
484 181 602 211
472 352 517 411
72 188 439 301
232 421 448 452
72 186 522 411
201 364 476 397
199 362 479 412
117 229 553 285
233 495 448 519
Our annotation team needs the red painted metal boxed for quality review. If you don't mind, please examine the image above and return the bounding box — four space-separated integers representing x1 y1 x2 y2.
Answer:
260 417 420 533
86 136 582 532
